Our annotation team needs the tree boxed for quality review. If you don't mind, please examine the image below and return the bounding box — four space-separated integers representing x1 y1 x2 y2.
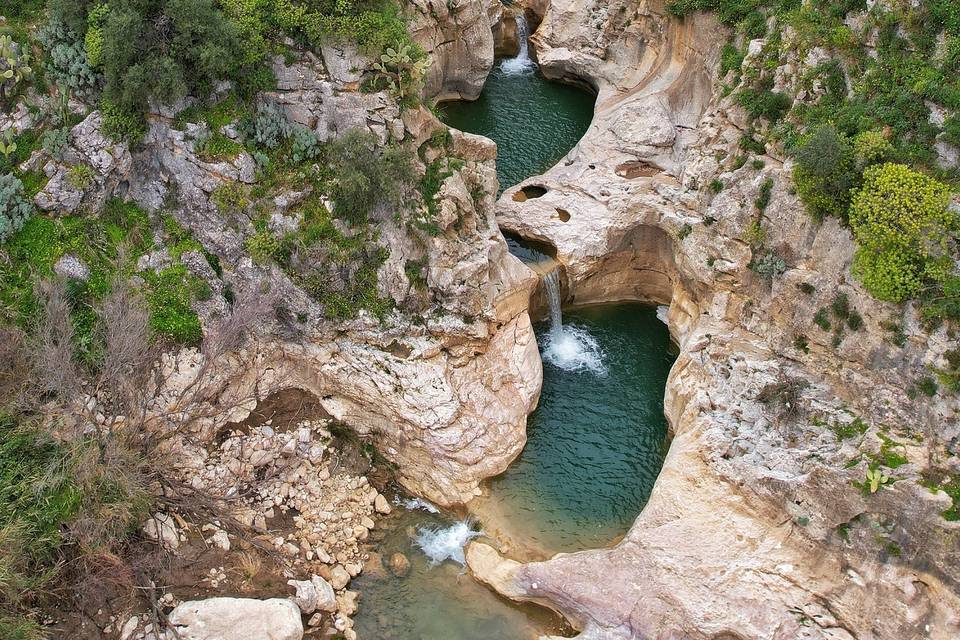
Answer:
850 163 957 302
100 0 240 110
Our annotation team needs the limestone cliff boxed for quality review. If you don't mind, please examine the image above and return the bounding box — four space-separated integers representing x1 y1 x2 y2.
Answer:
32 41 541 507
468 1 960 638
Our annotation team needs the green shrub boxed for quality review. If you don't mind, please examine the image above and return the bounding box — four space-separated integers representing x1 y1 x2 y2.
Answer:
737 86 792 122
709 178 724 193
831 292 850 319
83 2 109 68
916 376 938 397
195 131 244 161
100 100 147 143
325 129 416 224
791 125 857 221
849 163 956 303
847 309 864 330
67 163 94 189
814 307 831 331
743 218 765 247
755 177 774 211
0 174 34 244
211 181 249 214
97 0 239 110
246 229 281 264
852 130 895 167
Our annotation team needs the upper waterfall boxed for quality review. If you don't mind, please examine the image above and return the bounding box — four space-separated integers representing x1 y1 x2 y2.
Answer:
501 13 537 75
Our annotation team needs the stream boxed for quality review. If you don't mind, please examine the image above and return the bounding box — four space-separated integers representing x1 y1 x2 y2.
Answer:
353 15 675 638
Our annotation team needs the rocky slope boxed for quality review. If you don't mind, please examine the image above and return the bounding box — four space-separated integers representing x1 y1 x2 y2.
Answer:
29 34 538 510
465 1 960 638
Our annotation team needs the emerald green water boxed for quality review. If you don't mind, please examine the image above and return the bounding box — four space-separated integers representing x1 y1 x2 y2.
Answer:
485 303 676 553
355 50 675 639
439 62 595 191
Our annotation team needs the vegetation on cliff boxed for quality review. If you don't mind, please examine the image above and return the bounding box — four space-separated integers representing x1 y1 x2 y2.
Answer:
672 0 960 327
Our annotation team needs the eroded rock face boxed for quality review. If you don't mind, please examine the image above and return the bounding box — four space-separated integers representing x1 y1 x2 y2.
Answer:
112 50 540 507
481 0 960 638
408 0 496 101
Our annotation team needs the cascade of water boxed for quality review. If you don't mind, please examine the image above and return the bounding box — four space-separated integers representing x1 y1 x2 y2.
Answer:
540 267 607 375
501 13 537 74
516 12 530 61
414 521 481 566
543 268 563 334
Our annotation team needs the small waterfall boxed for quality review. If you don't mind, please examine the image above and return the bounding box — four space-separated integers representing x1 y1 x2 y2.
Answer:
501 13 537 74
543 268 564 334
414 521 481 566
540 267 606 375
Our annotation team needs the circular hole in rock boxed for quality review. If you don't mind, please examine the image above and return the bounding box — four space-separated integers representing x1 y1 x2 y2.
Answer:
556 208 571 222
512 185 549 202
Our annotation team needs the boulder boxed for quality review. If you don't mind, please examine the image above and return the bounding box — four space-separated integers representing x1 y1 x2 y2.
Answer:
167 597 303 640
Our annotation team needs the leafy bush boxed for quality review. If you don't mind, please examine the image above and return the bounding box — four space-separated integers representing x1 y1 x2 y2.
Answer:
737 86 792 122
325 129 416 224
792 125 857 221
750 250 787 279
41 126 71 160
290 125 322 163
0 174 34 243
79 6 105 68
849 163 956 302
99 100 147 143
0 36 33 109
98 0 239 111
240 102 292 149
719 42 745 77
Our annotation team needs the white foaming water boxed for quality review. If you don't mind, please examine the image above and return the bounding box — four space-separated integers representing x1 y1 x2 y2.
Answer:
656 305 670 325
541 269 607 375
414 521 481 566
500 14 537 75
398 496 440 514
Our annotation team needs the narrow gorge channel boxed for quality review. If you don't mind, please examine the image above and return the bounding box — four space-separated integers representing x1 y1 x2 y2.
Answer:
355 16 676 637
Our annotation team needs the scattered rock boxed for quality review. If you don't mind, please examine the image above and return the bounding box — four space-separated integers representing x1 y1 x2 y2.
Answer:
142 513 180 551
373 494 391 515
329 565 350 590
388 552 411 578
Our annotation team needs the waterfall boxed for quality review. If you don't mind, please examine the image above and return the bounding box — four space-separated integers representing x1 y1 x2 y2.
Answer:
501 13 537 74
543 268 563 334
540 267 606 375
414 521 481 566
